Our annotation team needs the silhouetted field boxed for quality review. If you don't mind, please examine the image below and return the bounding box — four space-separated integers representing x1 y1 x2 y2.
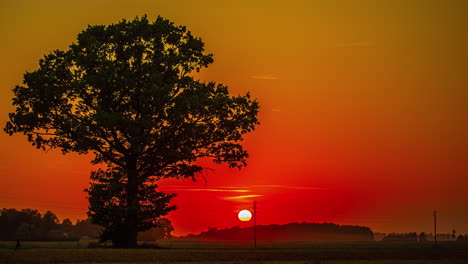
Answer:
1 241 468 264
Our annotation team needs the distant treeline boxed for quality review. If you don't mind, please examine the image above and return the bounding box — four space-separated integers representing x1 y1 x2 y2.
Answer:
381 232 464 242
0 208 101 241
0 208 174 242
177 222 374 242
382 232 423 242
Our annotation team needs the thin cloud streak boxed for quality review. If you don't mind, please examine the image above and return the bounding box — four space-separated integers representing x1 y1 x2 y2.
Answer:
174 188 249 193
162 185 323 192
161 186 250 193
253 185 323 190
223 194 263 200
251 74 279 80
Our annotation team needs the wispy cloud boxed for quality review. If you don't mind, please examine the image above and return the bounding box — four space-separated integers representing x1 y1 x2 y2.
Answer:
162 185 323 195
271 109 281 112
251 74 279 80
252 185 322 190
167 188 249 193
223 194 263 200
336 41 375 47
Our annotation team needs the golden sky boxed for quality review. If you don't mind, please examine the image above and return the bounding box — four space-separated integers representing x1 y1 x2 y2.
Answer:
1 0 467 235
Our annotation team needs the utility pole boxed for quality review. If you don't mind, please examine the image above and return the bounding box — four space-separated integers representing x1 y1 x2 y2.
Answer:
434 211 437 247
254 200 257 249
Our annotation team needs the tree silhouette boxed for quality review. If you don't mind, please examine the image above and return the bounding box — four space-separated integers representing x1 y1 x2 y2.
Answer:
86 167 176 246
4 15 259 247
0 208 102 241
418 232 427 242
138 218 174 241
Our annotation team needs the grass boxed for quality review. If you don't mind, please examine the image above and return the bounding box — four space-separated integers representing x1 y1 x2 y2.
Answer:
0 241 467 264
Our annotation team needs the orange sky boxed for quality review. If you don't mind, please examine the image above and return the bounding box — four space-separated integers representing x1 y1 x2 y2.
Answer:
1 0 467 236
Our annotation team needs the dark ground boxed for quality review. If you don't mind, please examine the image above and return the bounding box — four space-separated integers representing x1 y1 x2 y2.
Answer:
1 241 467 264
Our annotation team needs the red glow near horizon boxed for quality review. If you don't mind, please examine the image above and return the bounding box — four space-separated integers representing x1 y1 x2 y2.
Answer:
1 0 468 237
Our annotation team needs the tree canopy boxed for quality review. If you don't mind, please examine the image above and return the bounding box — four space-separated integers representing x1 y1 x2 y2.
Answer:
0 208 101 241
5 15 259 247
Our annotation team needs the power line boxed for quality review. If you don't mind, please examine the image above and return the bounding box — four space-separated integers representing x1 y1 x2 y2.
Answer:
253 200 257 249
434 211 437 245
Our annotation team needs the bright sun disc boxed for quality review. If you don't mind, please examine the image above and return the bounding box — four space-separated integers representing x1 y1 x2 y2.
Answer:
238 209 252 221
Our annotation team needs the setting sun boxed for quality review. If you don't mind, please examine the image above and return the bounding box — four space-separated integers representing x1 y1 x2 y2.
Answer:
238 210 252 221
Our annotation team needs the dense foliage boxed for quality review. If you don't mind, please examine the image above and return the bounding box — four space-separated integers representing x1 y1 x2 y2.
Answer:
138 218 174 241
86 168 176 244
0 208 100 241
5 15 259 247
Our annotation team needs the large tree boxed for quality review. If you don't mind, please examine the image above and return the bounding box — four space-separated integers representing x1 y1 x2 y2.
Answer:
5 16 259 247
86 167 176 246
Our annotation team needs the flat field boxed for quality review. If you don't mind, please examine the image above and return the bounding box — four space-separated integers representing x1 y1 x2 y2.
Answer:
1 241 467 264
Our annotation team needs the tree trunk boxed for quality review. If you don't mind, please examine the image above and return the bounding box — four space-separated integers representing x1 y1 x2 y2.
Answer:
125 157 139 248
